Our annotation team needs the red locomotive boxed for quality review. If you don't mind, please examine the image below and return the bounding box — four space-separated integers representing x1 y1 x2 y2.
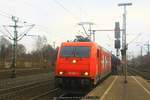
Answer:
55 42 112 88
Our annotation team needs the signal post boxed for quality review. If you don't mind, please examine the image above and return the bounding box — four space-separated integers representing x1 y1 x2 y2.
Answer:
118 2 132 83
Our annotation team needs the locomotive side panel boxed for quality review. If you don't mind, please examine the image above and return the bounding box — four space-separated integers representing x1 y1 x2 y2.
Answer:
99 48 112 79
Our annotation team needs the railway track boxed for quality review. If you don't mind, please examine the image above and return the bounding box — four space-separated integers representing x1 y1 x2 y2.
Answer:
29 88 62 100
0 79 50 94
0 72 90 100
128 67 150 80
53 88 91 100
0 68 50 79
30 88 91 100
0 79 53 100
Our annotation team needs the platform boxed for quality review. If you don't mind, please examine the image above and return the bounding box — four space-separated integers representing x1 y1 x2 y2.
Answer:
85 75 150 100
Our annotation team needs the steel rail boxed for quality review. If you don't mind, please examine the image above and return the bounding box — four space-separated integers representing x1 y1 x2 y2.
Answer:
0 79 52 98
29 88 61 100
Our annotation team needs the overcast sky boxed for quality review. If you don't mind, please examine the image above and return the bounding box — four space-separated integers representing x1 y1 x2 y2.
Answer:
0 0 149 57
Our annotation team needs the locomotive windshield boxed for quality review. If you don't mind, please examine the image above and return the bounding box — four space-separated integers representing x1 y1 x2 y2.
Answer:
60 46 91 57
60 46 74 57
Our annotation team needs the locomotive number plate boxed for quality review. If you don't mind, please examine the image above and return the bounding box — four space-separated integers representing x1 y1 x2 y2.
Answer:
68 72 78 75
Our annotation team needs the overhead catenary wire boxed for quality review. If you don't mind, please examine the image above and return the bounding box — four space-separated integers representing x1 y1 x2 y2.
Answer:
0 0 88 40
0 0 84 38
53 0 79 21
52 0 90 39
0 13 11 19
0 10 12 19
17 24 35 41
0 10 27 23
53 0 94 38
0 9 38 35
78 31 86 37
17 24 35 38
0 6 54 35
0 10 26 23
0 9 52 38
3 25 13 38
127 33 142 46
0 30 13 40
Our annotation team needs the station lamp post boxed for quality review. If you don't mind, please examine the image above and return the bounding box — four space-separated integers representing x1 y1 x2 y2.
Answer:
118 2 132 83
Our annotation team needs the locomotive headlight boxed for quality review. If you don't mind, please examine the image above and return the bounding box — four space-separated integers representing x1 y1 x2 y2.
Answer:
59 71 63 75
72 60 76 63
84 72 89 76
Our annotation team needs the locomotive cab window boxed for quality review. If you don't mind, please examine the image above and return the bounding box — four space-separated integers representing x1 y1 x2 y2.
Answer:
75 46 91 57
60 46 74 57
60 46 91 58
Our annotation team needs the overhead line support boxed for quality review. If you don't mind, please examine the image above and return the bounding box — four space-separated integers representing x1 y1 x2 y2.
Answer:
118 2 132 83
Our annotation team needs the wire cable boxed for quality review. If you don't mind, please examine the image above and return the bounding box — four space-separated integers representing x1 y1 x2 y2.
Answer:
0 10 12 19
53 0 79 21
0 30 13 40
17 24 35 41
128 33 142 45
3 25 13 38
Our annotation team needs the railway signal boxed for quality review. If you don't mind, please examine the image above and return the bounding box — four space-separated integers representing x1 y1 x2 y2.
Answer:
114 22 121 57
115 40 121 49
118 2 132 83
89 22 122 57
114 22 120 39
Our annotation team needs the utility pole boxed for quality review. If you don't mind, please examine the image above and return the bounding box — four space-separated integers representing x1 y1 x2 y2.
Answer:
132 51 135 66
148 41 150 55
137 45 143 65
136 43 144 64
140 46 143 63
145 41 150 56
3 16 35 78
118 2 132 83
11 16 19 78
137 45 143 63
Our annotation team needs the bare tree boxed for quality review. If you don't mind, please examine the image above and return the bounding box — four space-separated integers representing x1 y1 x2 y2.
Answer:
35 35 47 51
0 36 11 68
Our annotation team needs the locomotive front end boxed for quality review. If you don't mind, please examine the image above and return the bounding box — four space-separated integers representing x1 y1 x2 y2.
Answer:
55 42 92 88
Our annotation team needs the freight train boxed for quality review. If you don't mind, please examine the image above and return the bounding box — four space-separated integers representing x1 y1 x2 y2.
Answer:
54 42 119 88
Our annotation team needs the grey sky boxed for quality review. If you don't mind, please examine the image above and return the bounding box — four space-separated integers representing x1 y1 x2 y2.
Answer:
0 0 149 57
